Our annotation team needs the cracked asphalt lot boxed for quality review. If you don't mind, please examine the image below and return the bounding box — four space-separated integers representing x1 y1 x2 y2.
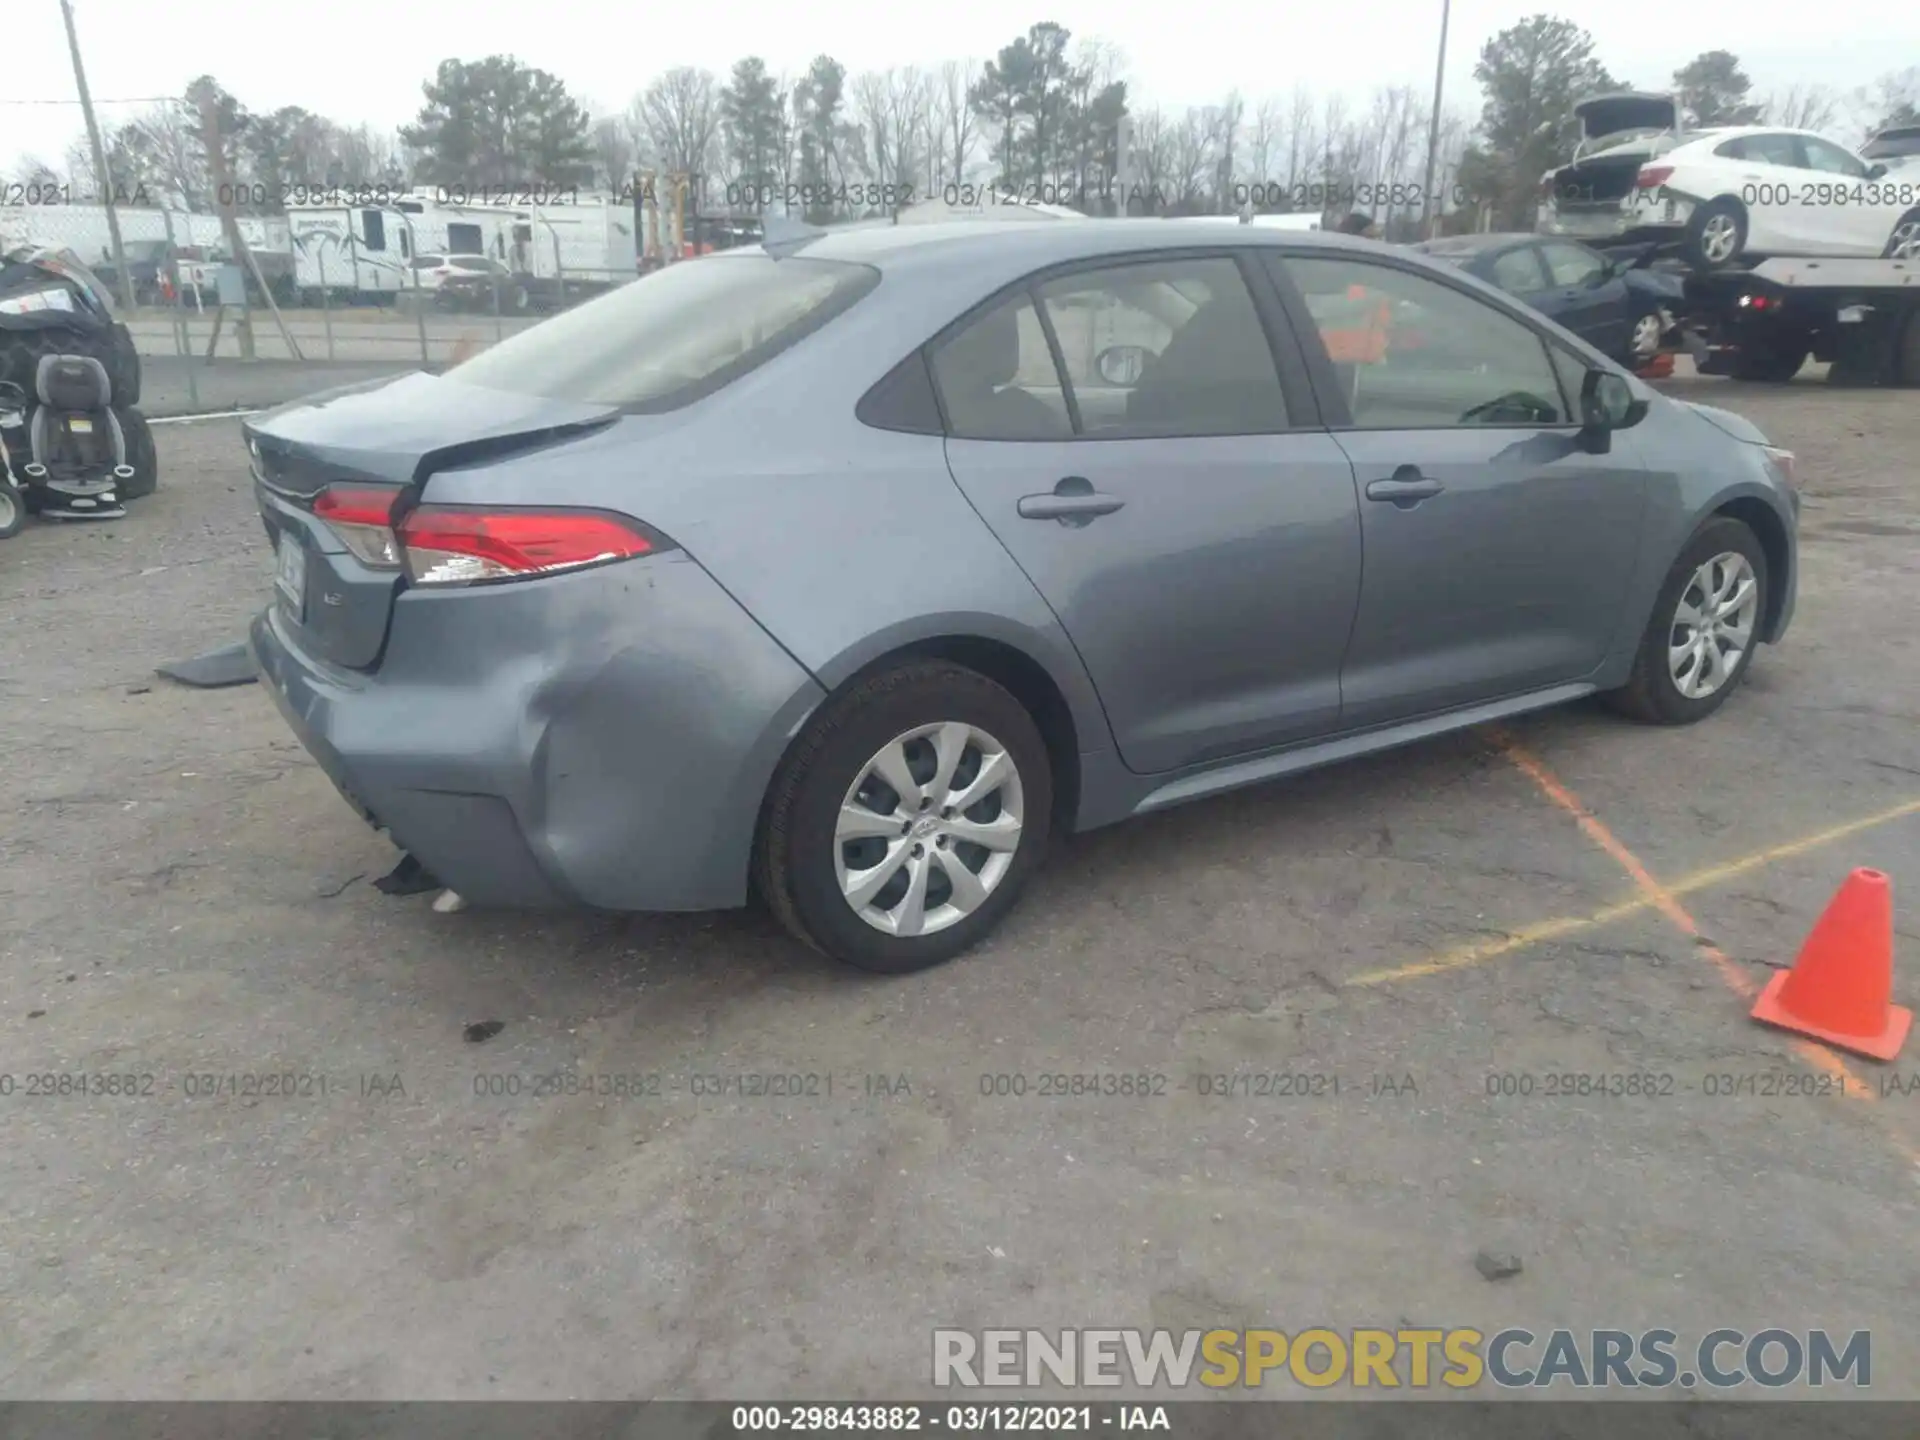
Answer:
3 373 1919 1401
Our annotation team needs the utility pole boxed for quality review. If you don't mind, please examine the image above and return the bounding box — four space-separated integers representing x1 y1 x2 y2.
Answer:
197 92 256 359
59 0 136 311
1421 0 1452 241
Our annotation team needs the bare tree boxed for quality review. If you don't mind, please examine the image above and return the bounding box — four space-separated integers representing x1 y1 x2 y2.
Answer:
934 60 980 190
1211 92 1244 210
1762 84 1842 134
850 67 932 210
1247 97 1283 192
1125 107 1173 213
591 115 634 191
641 67 722 186
1285 83 1318 194
1167 107 1212 212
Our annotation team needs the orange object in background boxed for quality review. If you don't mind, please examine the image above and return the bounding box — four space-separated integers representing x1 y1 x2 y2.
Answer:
1637 353 1675 379
1321 295 1393 365
1750 868 1911 1061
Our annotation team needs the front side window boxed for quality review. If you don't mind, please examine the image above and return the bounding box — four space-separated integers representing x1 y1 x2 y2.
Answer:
450 253 879 410
1798 137 1869 177
1032 255 1288 436
1279 255 1571 429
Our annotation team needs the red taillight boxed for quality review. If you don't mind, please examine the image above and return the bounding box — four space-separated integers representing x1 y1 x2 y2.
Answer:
313 483 403 568
396 506 655 586
1636 165 1674 190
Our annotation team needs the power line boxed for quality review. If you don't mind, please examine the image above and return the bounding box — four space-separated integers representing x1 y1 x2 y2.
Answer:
0 96 178 105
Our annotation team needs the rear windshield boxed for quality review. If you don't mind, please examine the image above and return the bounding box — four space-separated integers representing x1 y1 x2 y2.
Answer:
1866 130 1920 158
449 253 880 409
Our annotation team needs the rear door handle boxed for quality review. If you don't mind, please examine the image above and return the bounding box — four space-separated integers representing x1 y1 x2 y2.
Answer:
1365 470 1444 505
1018 478 1125 524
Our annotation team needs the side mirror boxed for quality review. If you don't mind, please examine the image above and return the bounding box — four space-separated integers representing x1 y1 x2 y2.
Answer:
1866 162 1888 180
1095 344 1148 386
1579 369 1639 451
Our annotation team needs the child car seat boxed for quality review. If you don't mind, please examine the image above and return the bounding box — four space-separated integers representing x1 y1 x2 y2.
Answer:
24 353 131 519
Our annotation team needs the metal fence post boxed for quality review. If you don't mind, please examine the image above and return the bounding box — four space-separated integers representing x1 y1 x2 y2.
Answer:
317 247 335 362
158 205 199 410
401 214 429 367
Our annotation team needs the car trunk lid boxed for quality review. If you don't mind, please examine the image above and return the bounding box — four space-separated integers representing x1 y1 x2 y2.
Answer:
247 371 619 670
1574 93 1679 150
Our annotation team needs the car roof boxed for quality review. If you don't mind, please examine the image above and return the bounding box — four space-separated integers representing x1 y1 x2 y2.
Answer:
1416 232 1540 254
769 218 1405 274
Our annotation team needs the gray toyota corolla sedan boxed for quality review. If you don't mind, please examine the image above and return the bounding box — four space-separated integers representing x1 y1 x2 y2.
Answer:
246 219 1799 973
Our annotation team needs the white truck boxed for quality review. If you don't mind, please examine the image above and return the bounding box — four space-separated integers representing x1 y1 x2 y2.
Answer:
512 194 638 306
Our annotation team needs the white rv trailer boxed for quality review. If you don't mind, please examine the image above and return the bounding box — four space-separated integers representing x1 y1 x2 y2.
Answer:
287 193 521 302
514 194 638 295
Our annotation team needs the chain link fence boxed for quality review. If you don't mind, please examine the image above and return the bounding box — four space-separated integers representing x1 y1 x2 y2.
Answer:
5 197 636 416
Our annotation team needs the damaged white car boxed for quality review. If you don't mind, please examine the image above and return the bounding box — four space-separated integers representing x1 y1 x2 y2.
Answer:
1539 94 1920 270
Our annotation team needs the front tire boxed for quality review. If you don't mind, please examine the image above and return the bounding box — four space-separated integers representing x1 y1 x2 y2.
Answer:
1603 516 1768 725
1625 309 1665 367
1683 197 1748 272
1730 335 1808 383
755 661 1053 974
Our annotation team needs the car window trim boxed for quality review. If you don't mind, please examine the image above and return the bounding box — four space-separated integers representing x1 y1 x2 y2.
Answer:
921 244 1325 443
1258 247 1587 433
1025 283 1084 435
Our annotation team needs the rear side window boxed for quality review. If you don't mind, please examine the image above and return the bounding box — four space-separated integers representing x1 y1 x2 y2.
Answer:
928 294 1074 441
1489 247 1548 295
450 254 880 410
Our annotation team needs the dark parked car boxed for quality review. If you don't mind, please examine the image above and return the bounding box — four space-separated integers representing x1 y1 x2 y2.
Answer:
247 223 1798 973
1415 233 1686 366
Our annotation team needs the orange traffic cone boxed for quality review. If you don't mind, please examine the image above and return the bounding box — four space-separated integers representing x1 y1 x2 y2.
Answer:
1750 869 1910 1061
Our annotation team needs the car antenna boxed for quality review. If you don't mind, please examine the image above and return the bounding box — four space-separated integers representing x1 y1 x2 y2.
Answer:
761 215 828 259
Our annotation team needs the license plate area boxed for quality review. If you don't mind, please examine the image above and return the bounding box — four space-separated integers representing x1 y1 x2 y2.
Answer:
274 531 308 620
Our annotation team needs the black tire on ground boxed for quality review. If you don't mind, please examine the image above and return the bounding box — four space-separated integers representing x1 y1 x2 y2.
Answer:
116 406 158 500
754 660 1054 975
0 480 24 539
1730 336 1809 383
1602 516 1769 726
109 323 141 407
1682 197 1748 272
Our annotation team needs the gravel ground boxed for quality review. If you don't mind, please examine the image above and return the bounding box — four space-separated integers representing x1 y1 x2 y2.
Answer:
3 370 1919 1406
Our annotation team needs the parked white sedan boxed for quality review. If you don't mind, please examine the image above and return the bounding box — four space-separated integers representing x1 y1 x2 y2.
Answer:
1545 119 1920 270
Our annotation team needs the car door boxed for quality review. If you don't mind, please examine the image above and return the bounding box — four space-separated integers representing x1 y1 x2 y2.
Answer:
1721 132 1808 253
1264 251 1650 731
1795 135 1898 254
933 251 1364 775
1536 241 1630 357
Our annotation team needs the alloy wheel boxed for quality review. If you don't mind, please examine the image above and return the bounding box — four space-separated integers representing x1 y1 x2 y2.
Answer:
1890 219 1920 260
834 721 1025 937
1669 551 1759 700
1631 313 1664 358
1701 214 1739 264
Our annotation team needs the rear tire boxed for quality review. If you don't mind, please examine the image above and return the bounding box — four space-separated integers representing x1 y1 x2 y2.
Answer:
1730 336 1808 383
1603 516 1769 726
116 407 158 500
1683 197 1748 272
755 661 1053 974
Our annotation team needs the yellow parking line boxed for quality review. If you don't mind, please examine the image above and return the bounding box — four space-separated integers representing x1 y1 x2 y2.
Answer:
1350 794 1920 988
1490 732 1913 1156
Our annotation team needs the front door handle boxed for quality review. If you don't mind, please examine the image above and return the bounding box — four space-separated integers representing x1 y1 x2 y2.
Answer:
1018 476 1125 524
1365 469 1445 506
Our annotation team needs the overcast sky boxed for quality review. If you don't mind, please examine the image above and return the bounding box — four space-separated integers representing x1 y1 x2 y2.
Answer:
5 0 1913 177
